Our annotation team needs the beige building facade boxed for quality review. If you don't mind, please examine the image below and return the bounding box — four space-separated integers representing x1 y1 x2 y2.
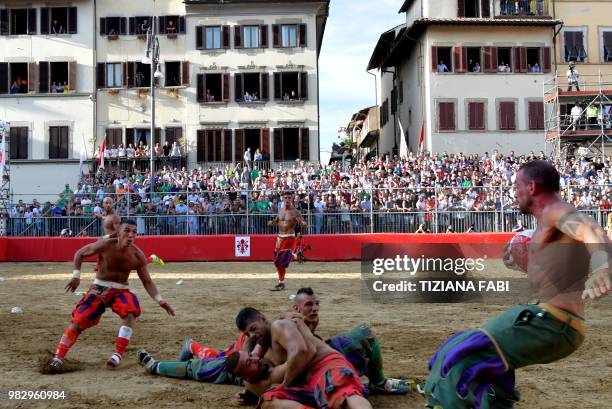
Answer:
553 0 612 76
369 0 559 156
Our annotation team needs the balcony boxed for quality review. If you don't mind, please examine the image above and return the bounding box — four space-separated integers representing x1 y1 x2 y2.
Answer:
495 0 551 18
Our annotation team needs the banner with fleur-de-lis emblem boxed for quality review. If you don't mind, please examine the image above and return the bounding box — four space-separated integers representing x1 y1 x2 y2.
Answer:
235 236 251 257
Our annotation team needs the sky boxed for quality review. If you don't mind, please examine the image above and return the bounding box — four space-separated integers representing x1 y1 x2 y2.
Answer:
318 0 405 164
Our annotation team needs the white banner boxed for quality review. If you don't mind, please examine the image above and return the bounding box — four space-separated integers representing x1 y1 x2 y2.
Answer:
235 236 251 257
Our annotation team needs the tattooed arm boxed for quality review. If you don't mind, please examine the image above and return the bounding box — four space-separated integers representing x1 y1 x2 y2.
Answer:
545 204 611 300
556 208 609 244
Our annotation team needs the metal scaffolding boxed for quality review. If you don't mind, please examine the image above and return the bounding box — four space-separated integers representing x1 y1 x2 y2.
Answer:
544 71 612 163
0 120 10 236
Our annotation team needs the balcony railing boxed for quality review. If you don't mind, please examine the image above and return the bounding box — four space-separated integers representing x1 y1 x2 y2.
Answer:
188 160 320 171
496 0 550 18
91 155 188 173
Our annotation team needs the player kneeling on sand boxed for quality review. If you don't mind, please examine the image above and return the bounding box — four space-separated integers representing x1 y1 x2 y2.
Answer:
229 307 373 409
48 219 175 371
423 161 611 408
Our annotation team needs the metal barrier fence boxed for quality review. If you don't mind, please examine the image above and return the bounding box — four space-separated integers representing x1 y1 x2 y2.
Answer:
5 209 611 237
5 186 612 236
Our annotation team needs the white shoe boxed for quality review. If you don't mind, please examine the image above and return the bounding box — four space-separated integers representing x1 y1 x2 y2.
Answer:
106 352 122 368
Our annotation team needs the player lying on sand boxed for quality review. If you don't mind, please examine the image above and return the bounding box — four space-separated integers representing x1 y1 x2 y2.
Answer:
424 161 611 408
48 220 174 371
136 288 409 401
228 306 373 409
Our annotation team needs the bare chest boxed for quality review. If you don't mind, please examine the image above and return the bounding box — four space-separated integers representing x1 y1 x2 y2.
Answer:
278 210 296 222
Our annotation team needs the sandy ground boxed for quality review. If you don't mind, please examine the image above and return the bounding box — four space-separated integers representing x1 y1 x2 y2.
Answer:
0 261 610 409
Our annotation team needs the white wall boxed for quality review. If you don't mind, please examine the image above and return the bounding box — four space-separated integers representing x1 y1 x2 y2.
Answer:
405 0 423 27
378 68 395 156
424 0 460 19
11 163 87 201
398 40 424 154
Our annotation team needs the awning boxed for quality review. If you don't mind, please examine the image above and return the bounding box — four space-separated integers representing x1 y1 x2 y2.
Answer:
360 130 379 148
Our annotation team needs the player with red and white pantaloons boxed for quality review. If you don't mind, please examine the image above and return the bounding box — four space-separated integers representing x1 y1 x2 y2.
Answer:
268 191 307 291
50 219 175 371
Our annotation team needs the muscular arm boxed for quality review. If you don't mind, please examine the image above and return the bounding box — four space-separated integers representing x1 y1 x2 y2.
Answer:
272 320 315 387
73 239 115 270
136 251 175 315
555 209 609 244
244 362 288 397
548 206 612 299
294 211 307 228
64 239 115 292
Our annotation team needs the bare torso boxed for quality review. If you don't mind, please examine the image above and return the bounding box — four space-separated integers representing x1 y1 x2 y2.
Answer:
267 319 335 368
531 201 589 317
277 207 301 235
97 239 146 285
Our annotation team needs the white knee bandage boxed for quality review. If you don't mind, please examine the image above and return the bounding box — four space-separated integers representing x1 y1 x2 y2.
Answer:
118 325 133 339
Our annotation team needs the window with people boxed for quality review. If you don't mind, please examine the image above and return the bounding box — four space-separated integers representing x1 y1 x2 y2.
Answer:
3 62 29 94
40 7 77 35
196 73 230 103
432 47 453 73
129 16 152 36
433 46 550 73
100 17 126 37
235 72 268 102
158 16 185 36
273 71 307 101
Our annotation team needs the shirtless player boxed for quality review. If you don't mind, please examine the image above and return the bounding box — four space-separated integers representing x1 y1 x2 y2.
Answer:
49 219 175 371
268 192 307 291
424 160 611 408
231 307 372 409
97 197 164 266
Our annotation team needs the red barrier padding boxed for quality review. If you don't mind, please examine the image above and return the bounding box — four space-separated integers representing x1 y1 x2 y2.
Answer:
3 234 514 262
0 237 8 261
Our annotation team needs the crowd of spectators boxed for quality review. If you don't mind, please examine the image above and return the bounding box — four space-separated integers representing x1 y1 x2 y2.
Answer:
8 149 612 236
